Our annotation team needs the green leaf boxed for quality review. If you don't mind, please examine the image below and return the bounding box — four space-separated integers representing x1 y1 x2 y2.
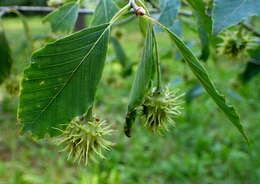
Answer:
186 0 212 61
128 25 156 110
125 23 157 136
0 25 12 85
43 2 80 33
213 0 260 34
91 0 119 26
146 16 249 142
18 24 111 138
158 0 180 28
139 16 149 37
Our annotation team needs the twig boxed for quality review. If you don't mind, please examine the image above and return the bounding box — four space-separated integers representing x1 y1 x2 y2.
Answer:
0 6 192 17
0 6 94 14
241 23 260 37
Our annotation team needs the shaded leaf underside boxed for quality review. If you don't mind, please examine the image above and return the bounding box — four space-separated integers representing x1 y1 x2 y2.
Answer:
18 24 110 138
158 0 180 28
213 0 260 34
125 23 156 136
128 24 156 110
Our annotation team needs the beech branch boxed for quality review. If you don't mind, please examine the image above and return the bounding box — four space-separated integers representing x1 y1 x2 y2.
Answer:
0 6 192 16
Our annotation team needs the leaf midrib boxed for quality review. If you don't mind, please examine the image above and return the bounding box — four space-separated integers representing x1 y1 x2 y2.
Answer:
217 0 246 29
30 25 111 125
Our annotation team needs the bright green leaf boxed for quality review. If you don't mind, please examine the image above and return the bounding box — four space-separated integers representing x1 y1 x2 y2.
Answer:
213 0 260 34
91 0 119 26
43 2 80 33
0 26 12 85
146 16 249 142
18 24 111 138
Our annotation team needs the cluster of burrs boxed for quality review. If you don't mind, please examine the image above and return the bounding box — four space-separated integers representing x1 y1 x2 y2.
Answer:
141 88 183 134
218 30 254 58
58 116 113 165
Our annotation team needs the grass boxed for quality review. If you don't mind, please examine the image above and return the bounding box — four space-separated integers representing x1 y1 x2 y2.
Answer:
0 16 259 184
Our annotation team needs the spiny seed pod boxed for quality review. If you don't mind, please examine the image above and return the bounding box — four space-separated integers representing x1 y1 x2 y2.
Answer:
141 88 183 134
5 75 20 96
58 117 113 165
217 31 254 58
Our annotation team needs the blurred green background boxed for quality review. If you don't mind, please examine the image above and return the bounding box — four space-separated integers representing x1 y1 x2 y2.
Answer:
0 1 260 184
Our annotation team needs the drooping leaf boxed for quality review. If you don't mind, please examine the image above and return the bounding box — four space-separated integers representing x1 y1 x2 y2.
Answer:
145 16 249 142
0 25 12 85
158 0 180 28
213 0 260 34
168 30 248 142
91 0 119 26
186 0 212 61
18 24 111 138
139 16 149 37
43 2 80 33
125 23 157 136
128 25 156 110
